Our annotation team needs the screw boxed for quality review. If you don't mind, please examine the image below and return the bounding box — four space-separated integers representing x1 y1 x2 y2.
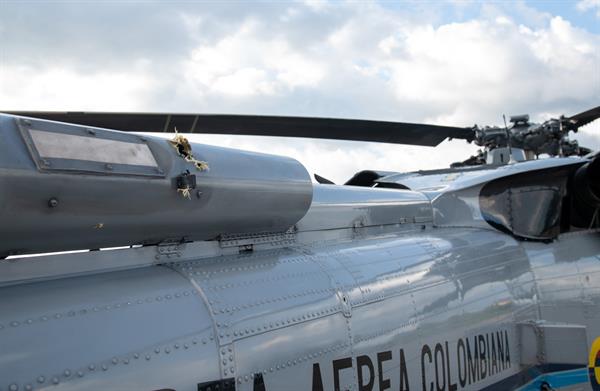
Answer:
48 197 59 208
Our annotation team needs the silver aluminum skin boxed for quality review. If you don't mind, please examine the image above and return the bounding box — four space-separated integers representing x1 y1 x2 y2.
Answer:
0 114 598 391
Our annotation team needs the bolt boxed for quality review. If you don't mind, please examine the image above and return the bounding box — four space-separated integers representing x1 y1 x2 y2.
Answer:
105 163 113 170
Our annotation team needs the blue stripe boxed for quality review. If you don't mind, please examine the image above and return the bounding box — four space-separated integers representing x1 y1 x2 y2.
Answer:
517 368 589 391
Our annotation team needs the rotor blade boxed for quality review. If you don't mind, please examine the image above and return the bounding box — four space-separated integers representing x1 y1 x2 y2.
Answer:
314 174 335 184
2 111 475 147
565 105 600 129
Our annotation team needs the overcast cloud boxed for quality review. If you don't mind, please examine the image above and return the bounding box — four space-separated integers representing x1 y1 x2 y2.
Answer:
1 0 598 183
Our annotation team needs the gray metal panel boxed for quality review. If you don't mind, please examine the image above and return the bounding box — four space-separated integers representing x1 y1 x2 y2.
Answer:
527 231 600 349
519 322 588 366
296 184 433 232
0 114 313 256
0 266 220 390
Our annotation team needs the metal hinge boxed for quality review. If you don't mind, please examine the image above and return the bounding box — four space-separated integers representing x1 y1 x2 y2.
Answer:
155 240 186 260
219 230 295 249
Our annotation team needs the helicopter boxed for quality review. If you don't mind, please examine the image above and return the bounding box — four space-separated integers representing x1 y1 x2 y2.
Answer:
0 106 598 391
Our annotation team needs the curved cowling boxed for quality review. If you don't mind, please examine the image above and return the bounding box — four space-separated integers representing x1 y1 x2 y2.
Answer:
0 114 313 256
572 155 600 227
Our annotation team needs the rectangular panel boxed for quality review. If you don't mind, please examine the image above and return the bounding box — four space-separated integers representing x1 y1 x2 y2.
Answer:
30 129 158 167
17 116 165 177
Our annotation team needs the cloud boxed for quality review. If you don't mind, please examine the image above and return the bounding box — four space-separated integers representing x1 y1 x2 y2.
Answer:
0 1 598 183
577 0 600 18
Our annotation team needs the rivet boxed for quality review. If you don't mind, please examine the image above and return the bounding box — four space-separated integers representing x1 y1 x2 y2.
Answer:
101 364 108 371
88 364 96 371
154 348 160 354
64 369 71 377
25 385 33 391
124 359 129 364
10 321 20 327
52 377 59 384
134 353 139 359
165 347 171 354
111 358 118 365
9 383 18 391
26 319 33 324
174 343 180 349
37 376 45 383
184 344 189 349
77 371 84 377
145 355 151 360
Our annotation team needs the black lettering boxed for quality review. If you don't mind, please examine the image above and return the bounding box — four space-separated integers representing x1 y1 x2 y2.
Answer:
491 333 498 376
486 333 490 376
421 344 433 391
377 351 392 391
333 358 353 391
434 343 445 391
496 331 504 371
504 330 511 368
457 339 467 388
445 342 457 391
357 355 375 391
312 363 324 391
399 349 410 391
466 337 479 384
254 372 266 391
478 335 487 380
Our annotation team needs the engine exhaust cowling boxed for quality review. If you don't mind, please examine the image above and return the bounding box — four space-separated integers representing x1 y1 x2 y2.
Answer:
572 155 600 227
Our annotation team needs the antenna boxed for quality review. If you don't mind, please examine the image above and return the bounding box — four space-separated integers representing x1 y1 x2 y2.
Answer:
503 114 513 163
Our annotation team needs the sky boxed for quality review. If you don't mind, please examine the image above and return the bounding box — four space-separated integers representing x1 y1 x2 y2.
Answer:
0 0 599 183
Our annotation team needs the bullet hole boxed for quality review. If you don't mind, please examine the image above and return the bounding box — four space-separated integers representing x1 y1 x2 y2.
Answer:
168 131 209 171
